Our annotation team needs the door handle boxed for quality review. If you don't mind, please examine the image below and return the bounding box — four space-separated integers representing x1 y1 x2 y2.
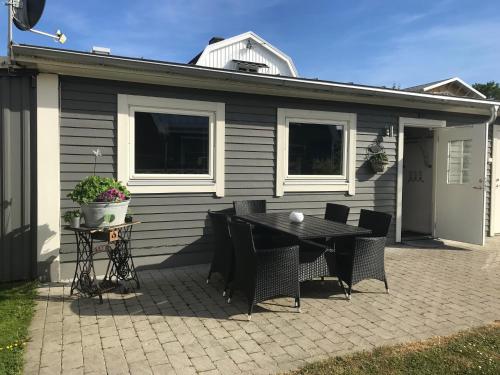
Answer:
472 186 483 190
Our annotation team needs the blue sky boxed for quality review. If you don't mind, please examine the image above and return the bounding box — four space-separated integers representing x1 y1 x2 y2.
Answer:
3 0 499 88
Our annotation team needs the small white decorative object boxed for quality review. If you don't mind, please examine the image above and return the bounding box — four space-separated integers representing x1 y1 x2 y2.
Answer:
289 211 304 223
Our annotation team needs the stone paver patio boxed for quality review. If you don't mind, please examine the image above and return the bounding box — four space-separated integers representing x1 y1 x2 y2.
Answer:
24 239 500 375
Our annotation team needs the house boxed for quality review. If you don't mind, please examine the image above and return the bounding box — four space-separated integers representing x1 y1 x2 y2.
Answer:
1 31 499 282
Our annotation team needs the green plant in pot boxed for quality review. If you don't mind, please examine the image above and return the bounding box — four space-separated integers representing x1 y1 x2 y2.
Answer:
63 210 81 228
369 151 389 172
68 176 131 228
367 143 389 173
125 208 134 223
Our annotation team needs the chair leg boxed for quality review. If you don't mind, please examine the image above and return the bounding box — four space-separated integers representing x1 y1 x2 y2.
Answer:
384 274 389 294
294 297 301 313
206 270 212 284
247 303 253 321
338 278 348 299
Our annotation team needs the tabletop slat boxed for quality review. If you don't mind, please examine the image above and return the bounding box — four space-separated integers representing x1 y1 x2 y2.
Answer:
235 213 371 239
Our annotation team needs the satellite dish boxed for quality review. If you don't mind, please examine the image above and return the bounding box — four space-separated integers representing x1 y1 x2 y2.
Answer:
13 0 46 31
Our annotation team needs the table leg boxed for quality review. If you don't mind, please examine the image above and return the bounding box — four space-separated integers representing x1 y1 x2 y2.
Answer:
71 231 103 303
105 226 140 291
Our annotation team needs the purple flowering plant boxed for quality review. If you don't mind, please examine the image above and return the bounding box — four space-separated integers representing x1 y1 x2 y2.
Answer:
96 188 127 203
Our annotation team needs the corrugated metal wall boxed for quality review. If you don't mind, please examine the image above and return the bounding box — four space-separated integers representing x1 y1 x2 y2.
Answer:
0 70 36 282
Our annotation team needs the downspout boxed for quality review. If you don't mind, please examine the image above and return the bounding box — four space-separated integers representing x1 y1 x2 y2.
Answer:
484 105 499 240
486 105 499 126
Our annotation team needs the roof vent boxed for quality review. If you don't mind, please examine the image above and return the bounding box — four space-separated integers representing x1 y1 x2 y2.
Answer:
91 46 111 55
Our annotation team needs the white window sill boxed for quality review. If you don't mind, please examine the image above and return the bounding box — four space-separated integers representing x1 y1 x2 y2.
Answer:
283 180 350 193
126 180 218 194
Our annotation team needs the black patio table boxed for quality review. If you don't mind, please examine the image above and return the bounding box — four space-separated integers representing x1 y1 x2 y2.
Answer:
235 212 371 240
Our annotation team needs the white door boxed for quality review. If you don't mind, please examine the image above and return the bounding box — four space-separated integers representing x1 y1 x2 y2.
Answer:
434 124 487 245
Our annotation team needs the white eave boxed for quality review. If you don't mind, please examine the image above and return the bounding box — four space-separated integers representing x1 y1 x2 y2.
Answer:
9 44 500 116
406 77 487 99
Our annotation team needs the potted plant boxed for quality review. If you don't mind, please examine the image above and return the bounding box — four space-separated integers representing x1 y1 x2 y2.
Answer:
63 210 81 228
367 143 389 173
125 208 134 223
369 151 389 173
67 176 131 228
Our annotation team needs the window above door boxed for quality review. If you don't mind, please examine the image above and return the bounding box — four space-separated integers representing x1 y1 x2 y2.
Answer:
276 108 357 196
117 95 225 196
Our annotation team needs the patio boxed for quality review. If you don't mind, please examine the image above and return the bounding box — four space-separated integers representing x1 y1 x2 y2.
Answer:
24 238 500 375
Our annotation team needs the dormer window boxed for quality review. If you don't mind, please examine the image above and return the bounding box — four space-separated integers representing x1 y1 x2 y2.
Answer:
232 59 268 73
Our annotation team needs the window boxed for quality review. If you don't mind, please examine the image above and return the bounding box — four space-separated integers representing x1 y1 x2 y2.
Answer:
134 112 209 174
447 139 471 184
118 95 225 195
288 123 344 175
276 108 357 196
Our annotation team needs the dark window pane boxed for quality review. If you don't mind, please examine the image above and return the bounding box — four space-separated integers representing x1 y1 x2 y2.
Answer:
288 123 343 175
135 112 209 174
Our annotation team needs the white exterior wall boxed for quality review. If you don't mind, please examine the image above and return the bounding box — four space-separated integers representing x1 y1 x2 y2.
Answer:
194 32 298 77
197 40 292 76
37 73 61 281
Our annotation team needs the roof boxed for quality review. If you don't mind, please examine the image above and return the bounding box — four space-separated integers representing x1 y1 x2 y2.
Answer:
188 36 224 65
405 77 486 99
192 31 299 77
9 44 500 116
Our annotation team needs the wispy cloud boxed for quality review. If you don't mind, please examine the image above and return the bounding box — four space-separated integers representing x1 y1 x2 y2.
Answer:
364 21 500 87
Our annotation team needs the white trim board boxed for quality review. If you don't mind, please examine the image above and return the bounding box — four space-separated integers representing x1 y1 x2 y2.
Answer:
490 125 500 235
422 77 487 99
117 94 225 196
276 108 356 197
396 117 446 242
37 73 61 280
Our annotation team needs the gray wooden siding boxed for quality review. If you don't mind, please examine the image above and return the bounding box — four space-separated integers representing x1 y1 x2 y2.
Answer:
0 71 36 282
58 76 493 272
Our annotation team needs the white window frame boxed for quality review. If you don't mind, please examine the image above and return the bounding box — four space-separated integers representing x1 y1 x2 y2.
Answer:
276 108 357 196
117 94 225 196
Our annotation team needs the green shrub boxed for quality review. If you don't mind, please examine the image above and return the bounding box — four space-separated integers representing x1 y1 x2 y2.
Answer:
67 176 130 205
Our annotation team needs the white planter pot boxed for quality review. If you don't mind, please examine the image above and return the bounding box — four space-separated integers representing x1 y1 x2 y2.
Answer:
81 200 130 228
71 217 80 228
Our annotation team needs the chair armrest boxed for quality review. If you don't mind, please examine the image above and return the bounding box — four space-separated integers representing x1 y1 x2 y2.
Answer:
257 245 299 256
355 236 387 248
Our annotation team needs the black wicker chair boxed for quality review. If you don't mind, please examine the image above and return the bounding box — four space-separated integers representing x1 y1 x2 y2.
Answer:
358 209 392 237
335 236 389 300
325 203 350 224
228 220 300 320
298 240 334 282
233 200 266 215
207 210 235 296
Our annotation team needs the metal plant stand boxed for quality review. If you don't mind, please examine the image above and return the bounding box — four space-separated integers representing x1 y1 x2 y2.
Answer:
67 222 140 303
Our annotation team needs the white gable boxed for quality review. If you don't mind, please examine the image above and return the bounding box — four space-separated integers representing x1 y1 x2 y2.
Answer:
194 32 298 77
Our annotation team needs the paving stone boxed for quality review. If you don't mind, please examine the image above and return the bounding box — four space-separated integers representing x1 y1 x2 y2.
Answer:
146 350 170 366
151 363 176 375
129 360 153 375
25 240 500 375
167 352 192 369
124 348 147 364
191 355 216 372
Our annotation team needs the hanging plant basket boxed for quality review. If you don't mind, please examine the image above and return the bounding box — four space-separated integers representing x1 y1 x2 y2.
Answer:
366 142 389 173
369 158 389 173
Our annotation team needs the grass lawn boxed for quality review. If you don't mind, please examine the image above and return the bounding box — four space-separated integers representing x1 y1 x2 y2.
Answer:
0 282 37 375
290 323 500 375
